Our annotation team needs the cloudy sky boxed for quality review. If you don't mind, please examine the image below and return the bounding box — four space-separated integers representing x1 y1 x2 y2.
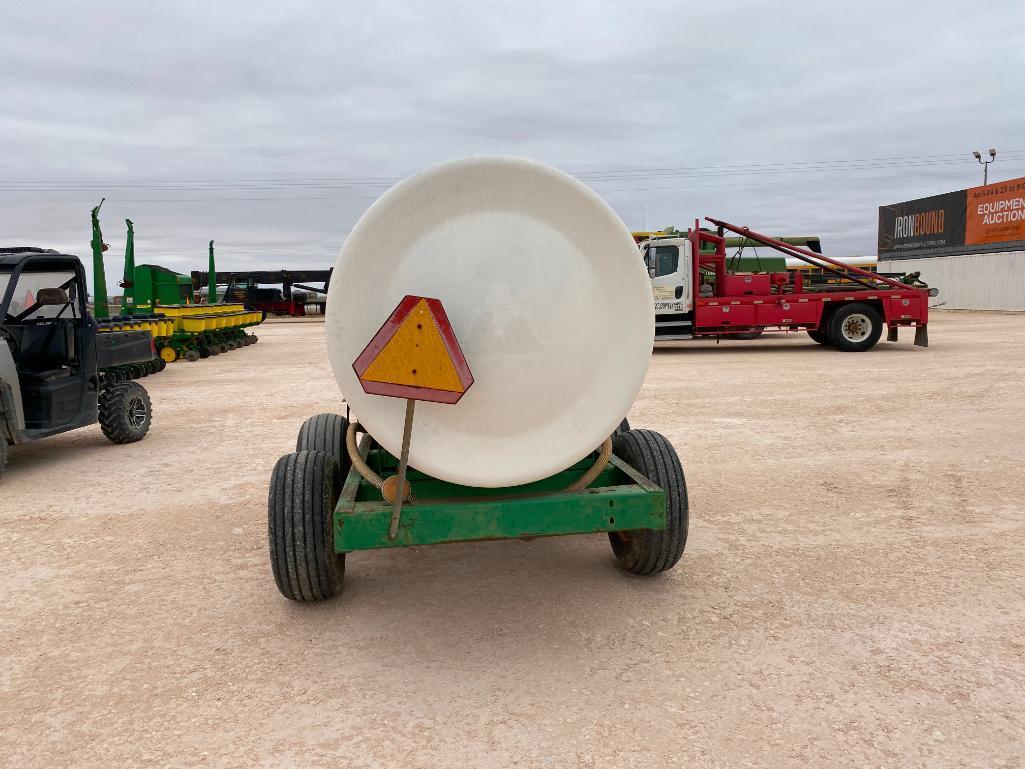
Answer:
2 1 1023 292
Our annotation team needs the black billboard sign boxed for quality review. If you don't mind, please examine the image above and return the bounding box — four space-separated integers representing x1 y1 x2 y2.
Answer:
878 190 967 257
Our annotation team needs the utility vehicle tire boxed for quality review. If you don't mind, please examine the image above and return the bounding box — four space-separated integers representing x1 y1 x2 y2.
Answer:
609 429 688 575
807 328 830 345
184 349 201 362
296 413 351 478
612 418 631 438
268 450 344 601
828 302 883 352
99 382 152 444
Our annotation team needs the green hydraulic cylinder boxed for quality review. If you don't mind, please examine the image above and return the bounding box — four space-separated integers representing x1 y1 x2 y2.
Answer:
208 240 217 304
90 199 109 319
121 219 138 315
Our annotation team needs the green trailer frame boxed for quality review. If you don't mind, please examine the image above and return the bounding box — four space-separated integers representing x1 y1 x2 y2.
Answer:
334 435 667 552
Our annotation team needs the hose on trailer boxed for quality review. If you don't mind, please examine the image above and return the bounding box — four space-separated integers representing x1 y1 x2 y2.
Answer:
345 421 612 499
566 438 613 492
346 421 415 502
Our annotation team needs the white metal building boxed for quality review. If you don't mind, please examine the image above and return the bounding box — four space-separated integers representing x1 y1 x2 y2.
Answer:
879 251 1025 311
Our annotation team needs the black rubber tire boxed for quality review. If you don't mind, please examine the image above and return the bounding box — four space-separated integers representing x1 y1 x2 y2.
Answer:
217 344 228 354
184 349 201 362
268 450 344 601
609 429 688 575
296 413 352 478
612 417 631 438
250 335 259 345
198 347 211 359
98 382 152 444
807 328 830 345
155 357 167 372
828 302 883 352
0 437 7 479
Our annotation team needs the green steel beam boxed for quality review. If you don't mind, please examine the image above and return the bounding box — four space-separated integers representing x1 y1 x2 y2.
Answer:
208 240 217 304
334 447 666 552
90 199 109 319
121 219 137 314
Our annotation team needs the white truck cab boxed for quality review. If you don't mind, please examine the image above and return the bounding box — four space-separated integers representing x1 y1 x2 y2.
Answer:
641 237 694 339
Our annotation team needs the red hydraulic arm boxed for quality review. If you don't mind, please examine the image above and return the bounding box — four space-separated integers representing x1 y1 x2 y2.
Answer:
706 217 910 291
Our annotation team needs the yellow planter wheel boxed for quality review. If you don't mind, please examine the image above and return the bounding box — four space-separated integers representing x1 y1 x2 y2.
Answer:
159 346 179 363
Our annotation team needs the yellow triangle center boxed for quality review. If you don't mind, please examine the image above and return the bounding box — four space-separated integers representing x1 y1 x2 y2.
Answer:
361 300 464 392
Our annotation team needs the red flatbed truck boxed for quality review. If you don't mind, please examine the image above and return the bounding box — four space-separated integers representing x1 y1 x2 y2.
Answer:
645 218 933 351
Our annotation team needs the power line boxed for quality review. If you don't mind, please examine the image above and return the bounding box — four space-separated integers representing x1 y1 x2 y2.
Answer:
1 149 1022 192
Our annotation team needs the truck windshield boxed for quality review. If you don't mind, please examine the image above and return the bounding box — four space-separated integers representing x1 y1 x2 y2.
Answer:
644 246 679 278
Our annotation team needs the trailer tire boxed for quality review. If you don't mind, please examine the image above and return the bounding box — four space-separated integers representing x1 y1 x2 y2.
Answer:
99 382 152 444
297 413 352 478
612 418 630 438
829 303 883 352
268 450 344 601
609 429 688 575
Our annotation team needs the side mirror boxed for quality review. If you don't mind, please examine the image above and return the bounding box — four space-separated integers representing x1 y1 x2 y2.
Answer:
36 288 70 305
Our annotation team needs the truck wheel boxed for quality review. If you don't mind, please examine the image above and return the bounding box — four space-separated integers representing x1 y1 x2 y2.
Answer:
99 382 152 444
268 450 344 601
609 429 688 575
296 413 352 478
807 328 830 345
829 303 883 352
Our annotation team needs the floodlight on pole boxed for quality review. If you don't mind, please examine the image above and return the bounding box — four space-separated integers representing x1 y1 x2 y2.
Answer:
973 148 997 185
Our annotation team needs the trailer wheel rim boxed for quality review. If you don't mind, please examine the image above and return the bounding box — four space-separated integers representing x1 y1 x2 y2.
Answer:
841 313 871 343
127 396 148 428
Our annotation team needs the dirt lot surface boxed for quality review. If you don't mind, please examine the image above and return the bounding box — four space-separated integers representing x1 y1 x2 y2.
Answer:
2 311 1023 768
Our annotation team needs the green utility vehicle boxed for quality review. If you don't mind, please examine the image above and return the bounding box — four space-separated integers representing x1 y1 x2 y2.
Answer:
0 247 155 478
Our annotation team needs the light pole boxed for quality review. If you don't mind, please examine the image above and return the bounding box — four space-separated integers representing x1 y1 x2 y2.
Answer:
973 148 997 185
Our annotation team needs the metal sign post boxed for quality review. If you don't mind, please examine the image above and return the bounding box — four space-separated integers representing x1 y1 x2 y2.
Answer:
352 295 474 539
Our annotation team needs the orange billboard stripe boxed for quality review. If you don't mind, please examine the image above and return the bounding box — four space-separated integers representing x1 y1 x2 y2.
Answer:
965 176 1025 246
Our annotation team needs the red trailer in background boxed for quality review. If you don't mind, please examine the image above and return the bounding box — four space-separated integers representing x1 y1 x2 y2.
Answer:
644 218 933 351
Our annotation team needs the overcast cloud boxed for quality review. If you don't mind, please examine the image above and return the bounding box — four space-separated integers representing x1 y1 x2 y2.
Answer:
2 0 1023 292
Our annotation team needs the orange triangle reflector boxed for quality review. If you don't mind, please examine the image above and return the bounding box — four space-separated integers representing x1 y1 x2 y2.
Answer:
353 296 473 404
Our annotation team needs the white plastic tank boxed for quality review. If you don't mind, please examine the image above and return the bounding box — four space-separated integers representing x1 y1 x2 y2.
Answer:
326 156 653 487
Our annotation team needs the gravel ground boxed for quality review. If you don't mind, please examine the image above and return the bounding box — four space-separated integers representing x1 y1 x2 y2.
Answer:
1 311 1023 768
